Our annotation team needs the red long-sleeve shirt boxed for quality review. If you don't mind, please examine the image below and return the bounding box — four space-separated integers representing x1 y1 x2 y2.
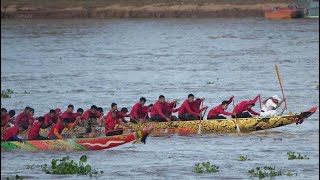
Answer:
207 96 234 117
233 95 260 115
164 102 179 114
15 112 30 127
1 113 9 127
60 111 75 123
191 99 207 113
28 122 42 140
150 101 167 119
178 100 199 116
130 103 144 120
43 113 59 127
82 109 97 121
104 115 121 134
208 105 233 117
2 126 19 141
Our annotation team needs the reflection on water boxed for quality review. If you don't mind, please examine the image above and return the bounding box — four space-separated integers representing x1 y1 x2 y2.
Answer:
1 18 319 179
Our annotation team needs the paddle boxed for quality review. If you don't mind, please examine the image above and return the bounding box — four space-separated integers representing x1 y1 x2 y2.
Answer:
233 98 241 133
197 99 204 135
275 64 287 115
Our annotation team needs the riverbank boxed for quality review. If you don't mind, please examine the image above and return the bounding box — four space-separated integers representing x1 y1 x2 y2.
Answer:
1 0 294 18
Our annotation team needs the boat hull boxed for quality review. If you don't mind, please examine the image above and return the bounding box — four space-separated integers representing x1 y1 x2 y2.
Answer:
127 107 317 135
264 8 301 19
1 129 151 151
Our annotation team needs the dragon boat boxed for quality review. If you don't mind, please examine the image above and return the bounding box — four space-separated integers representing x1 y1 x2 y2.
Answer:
1 129 151 151
127 107 317 135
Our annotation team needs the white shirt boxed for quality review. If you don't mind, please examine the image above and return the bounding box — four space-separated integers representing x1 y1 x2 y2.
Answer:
261 99 277 112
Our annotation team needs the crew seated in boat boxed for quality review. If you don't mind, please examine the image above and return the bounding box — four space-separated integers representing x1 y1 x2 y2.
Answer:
260 95 286 117
178 94 205 121
118 107 130 123
207 96 234 120
103 109 131 136
232 94 260 118
130 97 148 123
164 101 179 121
82 105 100 134
47 118 73 139
2 124 28 142
1 108 15 127
150 95 177 122
60 104 75 123
140 104 153 121
191 98 208 119
15 106 32 127
106 103 118 119
43 109 58 128
28 116 49 140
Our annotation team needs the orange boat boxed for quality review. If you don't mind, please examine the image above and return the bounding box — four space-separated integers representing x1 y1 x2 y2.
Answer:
264 5 302 19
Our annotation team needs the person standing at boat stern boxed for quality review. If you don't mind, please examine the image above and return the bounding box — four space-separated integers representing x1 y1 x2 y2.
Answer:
178 94 202 120
232 94 260 118
130 97 147 123
207 96 234 119
150 95 177 122
260 95 286 117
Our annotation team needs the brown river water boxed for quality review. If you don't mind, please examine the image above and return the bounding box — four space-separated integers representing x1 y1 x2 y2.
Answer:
1 18 319 179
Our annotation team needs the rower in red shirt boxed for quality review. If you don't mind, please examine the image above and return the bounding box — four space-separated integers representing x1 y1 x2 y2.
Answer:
140 104 153 121
29 108 36 125
192 98 208 114
2 124 28 141
151 95 177 122
103 109 130 136
60 105 75 123
47 118 73 139
164 102 179 121
72 108 84 122
106 103 118 119
118 107 130 123
178 94 202 121
82 105 98 121
96 107 104 119
15 107 32 127
207 96 234 120
43 109 58 128
130 97 147 123
232 94 260 118
28 116 48 140
1 109 16 127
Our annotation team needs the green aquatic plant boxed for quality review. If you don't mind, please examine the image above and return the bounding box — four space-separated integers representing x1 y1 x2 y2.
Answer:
1 89 14 98
239 155 251 161
287 151 309 160
194 162 219 173
247 166 297 179
27 155 103 177
5 175 23 180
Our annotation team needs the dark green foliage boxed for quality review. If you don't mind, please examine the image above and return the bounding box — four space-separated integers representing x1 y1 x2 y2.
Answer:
248 166 297 179
5 175 23 180
26 155 103 177
194 162 219 173
239 155 251 161
1 89 14 98
287 151 309 160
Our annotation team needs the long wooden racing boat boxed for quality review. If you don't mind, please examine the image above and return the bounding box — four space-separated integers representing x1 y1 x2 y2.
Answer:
127 107 317 135
1 129 151 151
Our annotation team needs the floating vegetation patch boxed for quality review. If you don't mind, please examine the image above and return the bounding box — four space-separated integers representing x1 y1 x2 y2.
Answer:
239 155 251 161
194 162 219 173
26 155 103 177
287 151 309 160
1 89 14 98
248 166 297 179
